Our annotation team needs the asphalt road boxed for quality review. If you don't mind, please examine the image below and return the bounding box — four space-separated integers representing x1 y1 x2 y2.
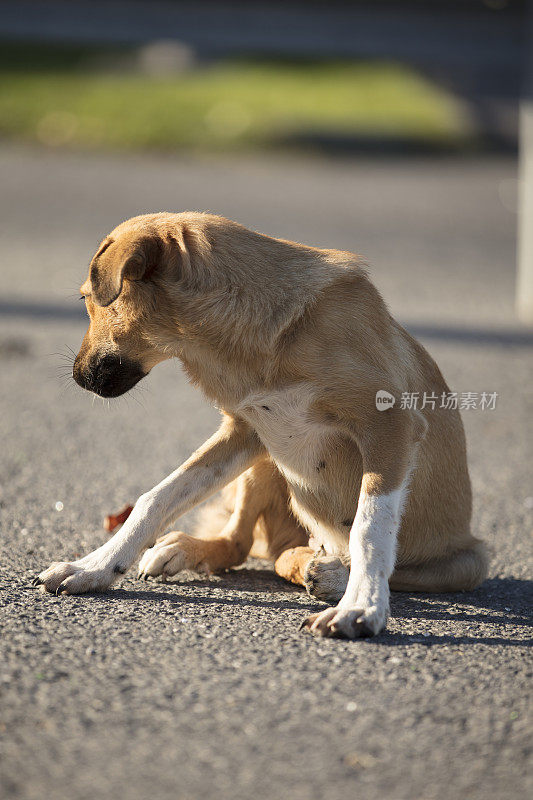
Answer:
0 145 531 800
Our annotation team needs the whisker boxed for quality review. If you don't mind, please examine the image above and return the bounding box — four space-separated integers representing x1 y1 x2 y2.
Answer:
58 378 77 399
130 393 145 410
129 386 147 410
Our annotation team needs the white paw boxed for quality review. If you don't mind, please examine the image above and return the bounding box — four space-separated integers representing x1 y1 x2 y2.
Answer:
137 532 205 580
303 551 349 603
32 557 119 595
301 601 388 639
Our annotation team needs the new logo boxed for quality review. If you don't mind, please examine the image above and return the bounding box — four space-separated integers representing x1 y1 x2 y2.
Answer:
375 390 396 411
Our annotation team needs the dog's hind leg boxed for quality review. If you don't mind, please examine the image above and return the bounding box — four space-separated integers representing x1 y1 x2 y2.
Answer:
138 458 307 579
274 547 315 587
274 546 350 604
137 472 256 578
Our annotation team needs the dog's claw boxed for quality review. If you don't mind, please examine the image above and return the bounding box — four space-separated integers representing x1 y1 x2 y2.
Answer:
32 577 42 586
55 582 68 596
352 621 374 638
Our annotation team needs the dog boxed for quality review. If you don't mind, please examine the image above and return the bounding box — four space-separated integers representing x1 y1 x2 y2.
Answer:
33 212 488 638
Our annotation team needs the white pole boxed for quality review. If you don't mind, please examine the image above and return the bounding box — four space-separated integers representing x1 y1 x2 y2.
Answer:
517 3 533 325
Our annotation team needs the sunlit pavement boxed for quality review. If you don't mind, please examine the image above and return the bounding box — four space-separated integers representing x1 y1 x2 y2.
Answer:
0 145 530 800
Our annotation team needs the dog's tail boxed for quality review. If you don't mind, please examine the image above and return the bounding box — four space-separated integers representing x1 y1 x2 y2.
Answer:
390 539 489 592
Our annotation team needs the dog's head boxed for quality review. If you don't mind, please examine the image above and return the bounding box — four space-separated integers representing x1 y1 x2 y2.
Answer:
73 214 192 398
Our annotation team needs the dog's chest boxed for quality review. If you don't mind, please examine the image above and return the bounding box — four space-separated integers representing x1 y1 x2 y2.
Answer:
237 385 332 487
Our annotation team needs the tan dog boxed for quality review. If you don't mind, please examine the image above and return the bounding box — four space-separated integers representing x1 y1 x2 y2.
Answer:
34 212 488 638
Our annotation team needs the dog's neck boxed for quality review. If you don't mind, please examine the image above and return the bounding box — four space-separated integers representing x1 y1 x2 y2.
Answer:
157 219 364 407
176 299 305 407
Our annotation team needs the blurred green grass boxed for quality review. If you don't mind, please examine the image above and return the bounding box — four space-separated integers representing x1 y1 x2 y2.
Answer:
0 43 474 153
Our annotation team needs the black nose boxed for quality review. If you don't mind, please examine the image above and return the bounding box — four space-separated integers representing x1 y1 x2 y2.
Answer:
73 354 145 397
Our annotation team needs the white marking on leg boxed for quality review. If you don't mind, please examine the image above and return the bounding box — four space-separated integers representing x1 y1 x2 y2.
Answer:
36 425 262 593
307 477 411 637
79 450 251 575
340 487 404 613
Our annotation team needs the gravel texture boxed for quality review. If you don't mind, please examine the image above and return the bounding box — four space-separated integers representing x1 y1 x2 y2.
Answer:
0 146 531 800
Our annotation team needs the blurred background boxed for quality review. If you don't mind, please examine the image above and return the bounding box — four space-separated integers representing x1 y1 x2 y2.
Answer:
1 0 530 327
1 4 532 800
0 0 524 154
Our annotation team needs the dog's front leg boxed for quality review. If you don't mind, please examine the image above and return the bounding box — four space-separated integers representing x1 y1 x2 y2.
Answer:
33 417 263 595
303 408 424 639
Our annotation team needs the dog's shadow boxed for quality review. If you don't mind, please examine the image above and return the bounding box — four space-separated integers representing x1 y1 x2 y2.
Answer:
379 576 532 648
109 564 321 613
88 569 532 647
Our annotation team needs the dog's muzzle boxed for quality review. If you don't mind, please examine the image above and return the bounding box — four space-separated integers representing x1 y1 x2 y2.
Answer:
73 353 145 398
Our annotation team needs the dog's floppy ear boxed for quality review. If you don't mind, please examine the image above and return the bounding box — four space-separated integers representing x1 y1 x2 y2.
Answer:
90 234 163 307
